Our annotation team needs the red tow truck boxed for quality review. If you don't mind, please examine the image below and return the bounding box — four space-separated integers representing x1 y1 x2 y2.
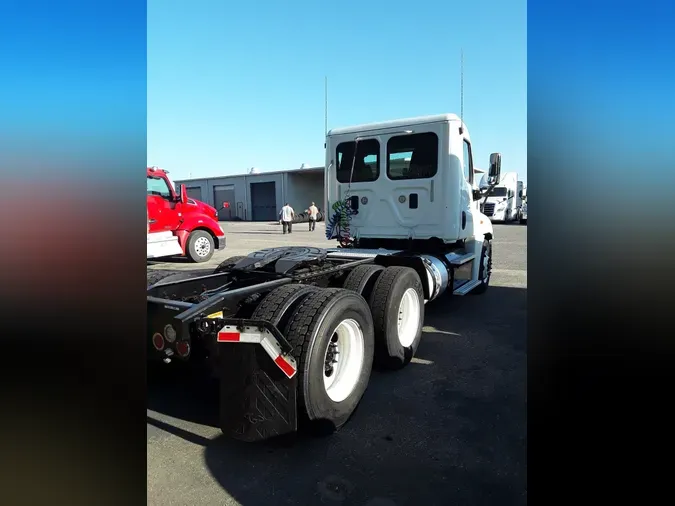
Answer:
146 166 226 263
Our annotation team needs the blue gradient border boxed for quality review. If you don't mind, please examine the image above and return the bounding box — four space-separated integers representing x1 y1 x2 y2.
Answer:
0 2 147 505
528 0 673 501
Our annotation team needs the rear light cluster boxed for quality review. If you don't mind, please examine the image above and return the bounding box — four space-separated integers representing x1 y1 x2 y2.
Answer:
152 324 191 360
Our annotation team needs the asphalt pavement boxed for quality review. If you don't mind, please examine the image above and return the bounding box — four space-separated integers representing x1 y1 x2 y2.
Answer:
147 221 527 506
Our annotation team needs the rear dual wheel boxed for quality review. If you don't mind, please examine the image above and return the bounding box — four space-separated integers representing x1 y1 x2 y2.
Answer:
368 267 425 370
343 265 425 370
252 285 375 434
248 265 424 435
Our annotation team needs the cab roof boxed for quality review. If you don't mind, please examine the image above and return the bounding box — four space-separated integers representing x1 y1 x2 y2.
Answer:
147 166 168 176
327 113 463 136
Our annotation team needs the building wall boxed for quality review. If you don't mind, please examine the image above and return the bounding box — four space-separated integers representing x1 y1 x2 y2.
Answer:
176 172 287 221
283 171 325 214
178 165 485 221
183 181 208 203
210 176 248 219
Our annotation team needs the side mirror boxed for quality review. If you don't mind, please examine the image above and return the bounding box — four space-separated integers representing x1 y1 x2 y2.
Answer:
472 188 483 201
179 184 188 204
488 153 502 183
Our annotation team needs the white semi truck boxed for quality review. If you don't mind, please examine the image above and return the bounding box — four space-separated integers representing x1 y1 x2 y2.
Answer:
147 113 502 442
479 171 522 223
520 186 527 224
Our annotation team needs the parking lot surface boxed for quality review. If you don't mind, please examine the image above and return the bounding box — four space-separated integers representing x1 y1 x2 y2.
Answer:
147 221 527 506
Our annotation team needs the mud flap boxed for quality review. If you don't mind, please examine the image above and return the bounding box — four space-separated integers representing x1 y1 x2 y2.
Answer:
219 343 298 442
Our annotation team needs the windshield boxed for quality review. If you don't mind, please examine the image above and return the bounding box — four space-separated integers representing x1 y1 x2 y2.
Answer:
147 175 173 198
488 187 507 198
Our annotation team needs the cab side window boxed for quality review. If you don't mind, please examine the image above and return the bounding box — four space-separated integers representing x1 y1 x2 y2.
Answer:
147 176 172 199
462 140 473 185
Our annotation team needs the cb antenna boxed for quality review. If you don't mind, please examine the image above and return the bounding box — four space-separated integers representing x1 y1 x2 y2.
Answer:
324 76 328 136
459 49 464 134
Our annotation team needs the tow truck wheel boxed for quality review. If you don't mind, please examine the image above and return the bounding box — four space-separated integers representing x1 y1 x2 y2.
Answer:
342 264 385 300
213 255 246 273
368 266 424 370
283 288 374 434
187 230 215 263
472 239 492 295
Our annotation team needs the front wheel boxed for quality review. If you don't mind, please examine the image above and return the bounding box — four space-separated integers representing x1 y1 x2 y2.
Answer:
472 239 492 295
186 230 215 262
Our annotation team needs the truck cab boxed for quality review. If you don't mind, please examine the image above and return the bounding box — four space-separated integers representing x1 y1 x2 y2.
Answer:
147 166 226 262
325 114 490 245
479 171 520 223
325 113 500 293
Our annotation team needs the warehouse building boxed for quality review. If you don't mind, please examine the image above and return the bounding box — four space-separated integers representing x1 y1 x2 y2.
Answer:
175 164 487 222
175 165 325 222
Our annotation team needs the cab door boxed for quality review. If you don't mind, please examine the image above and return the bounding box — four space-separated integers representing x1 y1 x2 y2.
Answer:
147 174 180 233
460 136 478 240
333 122 447 239
379 128 445 237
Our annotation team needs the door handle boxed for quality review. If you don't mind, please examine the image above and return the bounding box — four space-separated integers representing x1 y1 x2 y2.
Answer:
149 219 157 223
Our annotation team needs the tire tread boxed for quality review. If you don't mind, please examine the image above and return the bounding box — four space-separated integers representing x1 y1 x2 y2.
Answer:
368 266 409 337
368 266 424 369
342 264 384 298
251 284 320 325
284 288 346 410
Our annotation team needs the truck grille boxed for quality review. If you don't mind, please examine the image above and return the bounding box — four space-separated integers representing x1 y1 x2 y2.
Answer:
483 203 495 216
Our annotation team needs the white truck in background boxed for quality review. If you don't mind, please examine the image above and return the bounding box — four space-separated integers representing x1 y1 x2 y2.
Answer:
479 171 522 223
520 186 527 224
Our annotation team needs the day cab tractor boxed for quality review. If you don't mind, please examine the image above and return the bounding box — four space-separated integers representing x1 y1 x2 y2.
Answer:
147 166 226 263
147 114 502 442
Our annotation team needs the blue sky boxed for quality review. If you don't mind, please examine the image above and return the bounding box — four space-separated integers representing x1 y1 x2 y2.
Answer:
148 0 527 184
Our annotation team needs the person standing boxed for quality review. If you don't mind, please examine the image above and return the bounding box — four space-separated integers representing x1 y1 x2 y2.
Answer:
307 201 319 231
279 202 295 234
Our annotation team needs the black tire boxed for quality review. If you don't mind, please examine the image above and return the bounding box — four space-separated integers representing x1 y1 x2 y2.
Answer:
213 255 246 273
368 266 425 370
187 230 215 263
283 288 375 434
342 264 385 300
147 269 176 287
471 239 492 295
520 218 527 225
250 284 321 332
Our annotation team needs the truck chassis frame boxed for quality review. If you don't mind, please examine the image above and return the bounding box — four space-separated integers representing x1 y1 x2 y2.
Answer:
148 243 485 442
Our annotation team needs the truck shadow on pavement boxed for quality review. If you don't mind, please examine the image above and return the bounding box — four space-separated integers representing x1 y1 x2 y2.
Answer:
147 285 527 506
